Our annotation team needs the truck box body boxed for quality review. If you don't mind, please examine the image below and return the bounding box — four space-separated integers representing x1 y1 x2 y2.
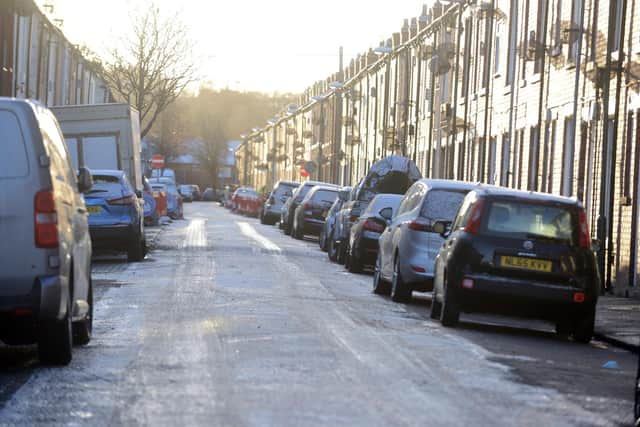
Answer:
51 103 143 191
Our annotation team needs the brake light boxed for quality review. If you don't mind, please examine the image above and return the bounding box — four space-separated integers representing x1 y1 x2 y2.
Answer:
363 219 385 233
578 209 591 249
573 292 585 303
408 217 431 232
304 203 312 210
464 199 485 234
35 190 58 248
108 194 136 206
462 278 474 289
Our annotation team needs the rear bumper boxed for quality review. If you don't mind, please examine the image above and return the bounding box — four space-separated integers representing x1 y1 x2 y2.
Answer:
302 218 324 235
456 273 597 319
353 236 379 266
90 224 137 249
0 275 66 320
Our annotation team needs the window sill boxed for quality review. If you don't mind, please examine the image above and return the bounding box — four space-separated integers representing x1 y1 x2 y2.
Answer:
503 84 512 96
565 62 576 70
519 79 527 88
530 73 541 84
478 88 487 98
459 96 466 106
493 72 502 79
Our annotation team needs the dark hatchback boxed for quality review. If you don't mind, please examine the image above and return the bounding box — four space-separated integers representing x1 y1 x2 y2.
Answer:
282 180 338 235
261 180 299 225
345 193 403 273
292 186 339 239
431 187 599 343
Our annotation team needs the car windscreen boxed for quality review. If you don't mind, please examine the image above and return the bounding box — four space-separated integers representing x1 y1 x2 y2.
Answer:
311 189 338 204
86 175 122 194
275 184 296 199
482 200 577 245
297 184 313 200
0 110 28 178
420 190 468 221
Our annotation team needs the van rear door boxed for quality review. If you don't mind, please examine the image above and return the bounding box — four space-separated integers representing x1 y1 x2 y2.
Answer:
0 106 39 296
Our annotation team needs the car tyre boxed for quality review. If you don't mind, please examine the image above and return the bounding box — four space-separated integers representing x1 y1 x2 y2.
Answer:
284 218 292 235
373 253 391 295
260 210 266 224
336 240 346 265
128 230 145 262
319 229 327 251
328 233 339 262
391 256 411 303
38 295 72 365
572 307 595 343
440 275 460 327
73 277 93 346
430 286 442 319
348 244 362 274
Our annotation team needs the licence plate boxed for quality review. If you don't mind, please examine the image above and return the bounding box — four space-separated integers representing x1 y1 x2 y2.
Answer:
87 206 102 214
500 256 552 273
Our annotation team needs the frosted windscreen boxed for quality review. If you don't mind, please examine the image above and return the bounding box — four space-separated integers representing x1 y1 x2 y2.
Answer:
66 138 79 169
82 135 118 169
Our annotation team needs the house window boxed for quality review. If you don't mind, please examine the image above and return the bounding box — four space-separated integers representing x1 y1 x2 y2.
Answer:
561 117 575 196
462 18 473 95
521 0 531 80
534 0 547 74
501 133 510 186
494 22 502 75
613 0 624 52
528 125 540 190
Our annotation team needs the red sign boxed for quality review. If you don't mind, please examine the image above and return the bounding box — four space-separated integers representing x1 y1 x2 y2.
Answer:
300 165 309 177
151 154 165 169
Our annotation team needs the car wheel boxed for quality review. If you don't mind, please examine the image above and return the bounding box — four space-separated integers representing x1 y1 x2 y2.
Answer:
372 252 391 295
319 229 326 251
430 285 442 319
284 218 292 235
391 256 411 303
348 244 362 273
73 277 93 346
38 294 72 365
344 242 351 268
328 233 339 262
260 210 266 224
554 318 572 338
440 275 460 327
336 240 346 264
127 231 145 262
572 307 595 343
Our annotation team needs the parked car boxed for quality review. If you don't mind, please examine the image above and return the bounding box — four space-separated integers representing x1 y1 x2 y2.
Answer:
178 184 195 202
0 98 94 364
332 156 421 264
345 194 403 273
281 180 338 235
84 170 147 261
430 187 599 343
374 179 478 302
291 186 340 239
261 180 300 225
191 184 202 201
319 186 351 252
232 187 262 217
142 176 161 226
150 177 183 219
202 187 216 201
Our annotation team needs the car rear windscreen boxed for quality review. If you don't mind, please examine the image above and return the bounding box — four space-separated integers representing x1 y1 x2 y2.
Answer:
367 196 402 215
420 190 467 221
275 184 296 198
312 190 338 204
0 110 29 178
483 200 576 244
87 175 121 194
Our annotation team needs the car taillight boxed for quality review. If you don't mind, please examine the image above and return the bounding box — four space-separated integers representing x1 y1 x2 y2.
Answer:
578 209 591 249
35 190 58 248
464 199 485 234
408 217 431 232
304 203 312 210
108 194 136 206
363 219 385 233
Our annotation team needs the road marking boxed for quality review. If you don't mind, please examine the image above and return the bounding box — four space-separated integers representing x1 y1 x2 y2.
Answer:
183 218 207 248
237 221 281 253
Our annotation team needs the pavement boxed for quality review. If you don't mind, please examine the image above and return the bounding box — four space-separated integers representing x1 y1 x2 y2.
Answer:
595 295 640 352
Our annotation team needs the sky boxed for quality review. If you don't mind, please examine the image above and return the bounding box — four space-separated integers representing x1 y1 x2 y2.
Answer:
40 0 427 94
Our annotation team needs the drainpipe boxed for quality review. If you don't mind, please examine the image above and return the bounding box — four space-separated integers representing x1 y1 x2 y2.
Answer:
534 0 550 191
449 3 464 179
568 0 586 196
504 0 519 187
481 0 496 182
598 0 627 293
271 125 277 189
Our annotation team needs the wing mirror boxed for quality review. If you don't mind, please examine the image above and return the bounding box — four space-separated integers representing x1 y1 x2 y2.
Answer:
379 207 393 222
77 167 93 193
433 220 452 238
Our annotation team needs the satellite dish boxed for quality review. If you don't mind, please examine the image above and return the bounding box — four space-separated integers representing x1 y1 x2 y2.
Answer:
429 55 451 75
303 161 317 174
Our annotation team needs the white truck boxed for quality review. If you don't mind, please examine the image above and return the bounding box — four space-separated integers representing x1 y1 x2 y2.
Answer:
51 103 143 191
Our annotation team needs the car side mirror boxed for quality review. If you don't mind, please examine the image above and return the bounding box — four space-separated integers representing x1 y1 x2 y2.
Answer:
77 167 93 193
433 220 451 238
379 207 393 222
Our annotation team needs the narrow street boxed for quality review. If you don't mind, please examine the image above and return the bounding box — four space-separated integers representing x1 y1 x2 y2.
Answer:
0 203 636 426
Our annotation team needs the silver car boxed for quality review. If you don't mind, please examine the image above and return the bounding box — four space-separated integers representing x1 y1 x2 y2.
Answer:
374 179 478 302
0 98 94 364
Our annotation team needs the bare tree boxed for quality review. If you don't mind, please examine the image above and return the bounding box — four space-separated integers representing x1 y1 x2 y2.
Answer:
103 3 197 138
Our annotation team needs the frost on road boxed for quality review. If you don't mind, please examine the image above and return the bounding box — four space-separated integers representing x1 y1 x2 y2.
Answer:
0 204 634 426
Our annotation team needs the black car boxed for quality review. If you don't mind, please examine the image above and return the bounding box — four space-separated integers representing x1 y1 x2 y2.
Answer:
319 186 352 252
281 180 338 235
345 194 403 273
292 186 339 239
261 180 299 225
431 187 599 343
